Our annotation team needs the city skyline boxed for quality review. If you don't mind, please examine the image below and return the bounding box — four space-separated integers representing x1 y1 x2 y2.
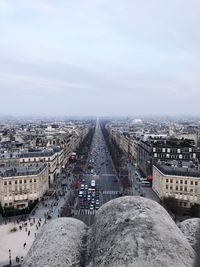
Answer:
0 0 200 116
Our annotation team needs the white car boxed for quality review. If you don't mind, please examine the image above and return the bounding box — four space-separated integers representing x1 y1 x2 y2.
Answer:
91 180 95 187
141 181 151 187
90 204 94 210
80 184 84 190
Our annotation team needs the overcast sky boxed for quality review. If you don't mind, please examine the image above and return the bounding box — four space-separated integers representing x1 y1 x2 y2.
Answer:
0 0 200 117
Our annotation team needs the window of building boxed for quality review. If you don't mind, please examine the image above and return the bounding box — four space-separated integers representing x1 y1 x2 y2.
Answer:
185 180 187 184
176 186 178 190
191 181 193 185
9 181 11 185
30 179 32 183
170 179 173 183
15 180 17 184
34 179 36 182
180 180 183 184
190 189 193 192
195 181 198 186
19 180 22 184
24 180 26 183
180 186 183 191
4 181 7 185
166 179 169 183
176 180 178 184
166 185 168 189
184 187 187 191
170 186 172 190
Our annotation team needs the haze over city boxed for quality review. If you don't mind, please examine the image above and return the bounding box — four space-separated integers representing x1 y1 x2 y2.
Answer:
0 0 200 117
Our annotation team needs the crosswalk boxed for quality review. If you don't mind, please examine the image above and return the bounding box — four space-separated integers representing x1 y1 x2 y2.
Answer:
73 209 96 215
102 190 119 195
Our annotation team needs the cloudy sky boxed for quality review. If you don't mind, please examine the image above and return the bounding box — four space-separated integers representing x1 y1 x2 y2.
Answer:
0 0 200 117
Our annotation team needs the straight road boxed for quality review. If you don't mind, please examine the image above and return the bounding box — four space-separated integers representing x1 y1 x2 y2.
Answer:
73 119 120 225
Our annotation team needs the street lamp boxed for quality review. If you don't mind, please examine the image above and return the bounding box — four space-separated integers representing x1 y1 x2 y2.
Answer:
9 249 12 266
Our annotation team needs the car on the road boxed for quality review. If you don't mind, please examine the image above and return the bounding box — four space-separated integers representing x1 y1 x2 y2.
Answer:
139 177 147 182
95 199 100 205
87 195 91 201
79 191 84 198
91 180 95 187
84 184 88 190
80 184 84 190
95 204 100 209
85 204 90 209
141 181 151 187
90 204 94 210
91 198 95 204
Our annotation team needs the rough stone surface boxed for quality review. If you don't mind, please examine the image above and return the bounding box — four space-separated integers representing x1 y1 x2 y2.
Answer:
22 217 87 267
87 196 195 267
22 197 196 267
178 218 200 250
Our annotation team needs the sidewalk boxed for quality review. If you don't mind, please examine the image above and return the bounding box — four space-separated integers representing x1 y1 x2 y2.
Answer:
0 165 75 267
128 163 160 203
0 218 44 267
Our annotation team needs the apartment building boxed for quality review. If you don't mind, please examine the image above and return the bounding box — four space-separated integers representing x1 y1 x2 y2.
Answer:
152 161 200 208
0 163 48 209
137 138 197 180
20 149 58 185
107 125 139 162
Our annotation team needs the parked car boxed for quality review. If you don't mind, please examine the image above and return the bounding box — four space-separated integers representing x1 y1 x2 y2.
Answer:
141 181 151 187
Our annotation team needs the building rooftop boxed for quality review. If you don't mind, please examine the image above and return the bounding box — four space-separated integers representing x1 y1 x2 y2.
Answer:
20 148 59 158
149 138 195 148
0 163 47 178
154 161 200 178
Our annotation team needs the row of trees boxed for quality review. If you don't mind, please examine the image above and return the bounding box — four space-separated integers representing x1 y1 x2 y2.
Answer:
163 197 200 220
101 122 131 194
73 126 95 174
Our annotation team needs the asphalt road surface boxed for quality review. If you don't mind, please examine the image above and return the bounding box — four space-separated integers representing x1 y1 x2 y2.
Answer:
73 119 120 226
